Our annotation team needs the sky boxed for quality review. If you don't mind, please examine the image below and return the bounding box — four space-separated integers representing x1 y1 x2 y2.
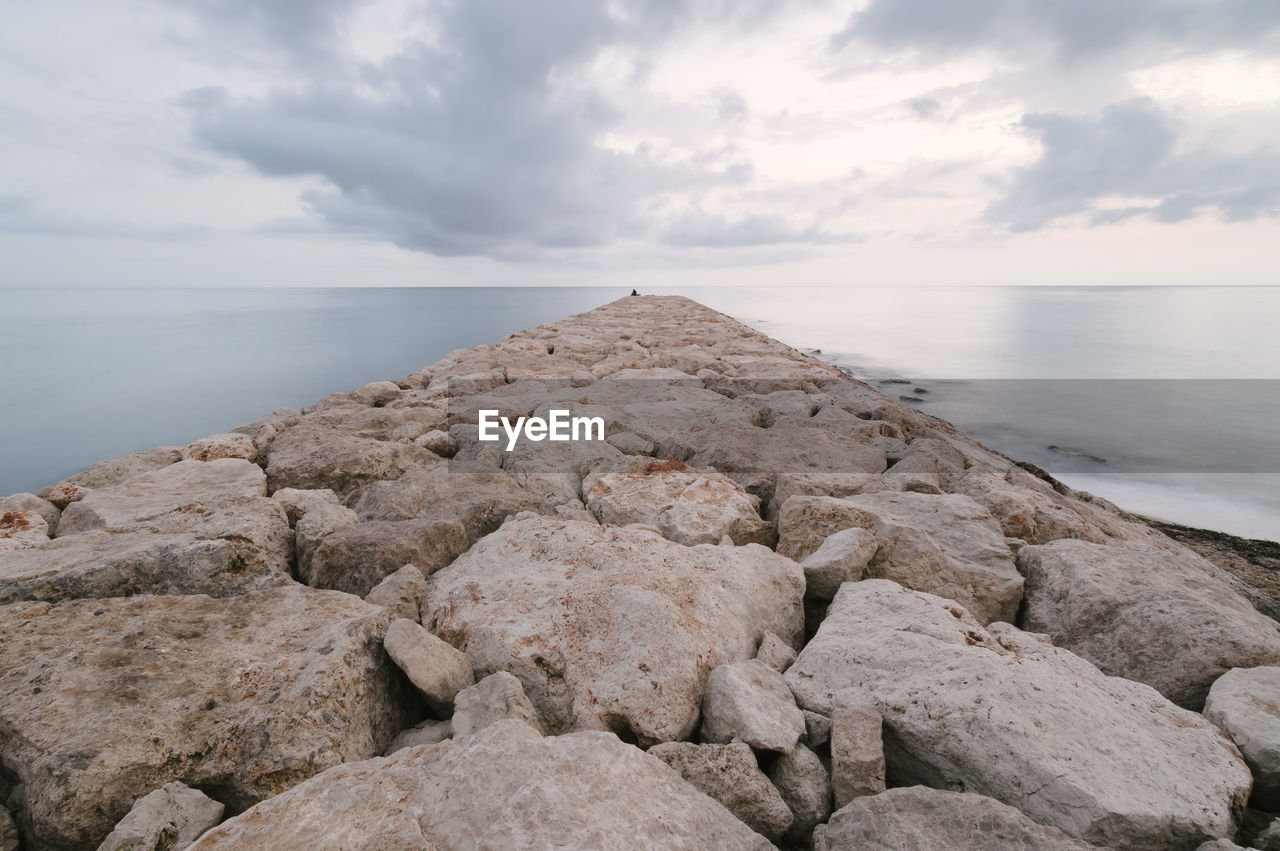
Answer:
2 0 1279 287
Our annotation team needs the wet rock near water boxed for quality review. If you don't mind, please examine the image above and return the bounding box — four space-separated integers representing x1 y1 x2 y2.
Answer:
2 294 1276 849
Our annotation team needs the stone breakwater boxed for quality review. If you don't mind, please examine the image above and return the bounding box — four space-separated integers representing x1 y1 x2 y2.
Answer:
1 295 1280 850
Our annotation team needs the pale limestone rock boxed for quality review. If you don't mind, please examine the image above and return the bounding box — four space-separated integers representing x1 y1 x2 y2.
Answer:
182 433 260 464
700 660 805 753
803 710 831 747
648 741 793 843
56 446 183 490
0 493 60 535
585 459 773 547
191 721 773 850
0 586 411 850
951 469 1106 545
424 516 804 744
785 580 1252 849
0 511 48 551
363 563 428 622
831 701 886 807
43 482 90 509
384 718 452 754
413 428 457 457
264 420 431 497
755 632 797 673
814 787 1094 850
268 486 342 525
0 527 290 606
383 619 474 715
451 671 542 738
1204 666 1280 809
801 526 878 601
293 500 359 580
97 782 225 851
772 744 833 844
779 492 1023 625
767 472 898 521
305 517 468 596
1019 539 1280 709
351 380 402 406
57 459 266 536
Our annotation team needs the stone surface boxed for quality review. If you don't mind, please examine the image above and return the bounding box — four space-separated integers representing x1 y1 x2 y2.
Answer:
42 482 89 509
0 510 49 551
384 718 452 755
0 528 290 605
0 493 60 535
97 782 225 851
57 459 267 536
182 433 260 464
56 446 183 490
268 486 342 525
814 787 1094 851
0 586 412 849
363 563 428 622
264 420 432 497
831 700 886 807
424 516 804 744
648 741 793 843
293 499 359 579
191 721 773 850
801 526 878 601
0 810 17 851
768 742 833 844
451 671 543 738
304 517 468 596
1204 666 1280 810
351 380 402 407
585 459 773 547
383 618 474 714
785 579 1252 849
700 659 805 753
1019 539 1280 709
778 492 1023 624
755 631 797 672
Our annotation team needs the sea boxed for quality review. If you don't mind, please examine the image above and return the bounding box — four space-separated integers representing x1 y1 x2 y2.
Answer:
2 285 1276 542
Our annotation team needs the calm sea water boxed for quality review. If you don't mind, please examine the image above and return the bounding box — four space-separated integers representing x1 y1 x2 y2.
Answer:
2 286 1276 541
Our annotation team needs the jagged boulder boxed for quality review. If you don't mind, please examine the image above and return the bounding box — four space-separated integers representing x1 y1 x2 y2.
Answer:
0 586 412 849
363 563 428 621
452 671 543 738
1204 666 1280 810
778 492 1023 624
814 787 1093 850
97 782 225 851
182 433 260 464
50 446 183 491
424 516 804 744
700 660 805 752
0 510 49 551
584 459 773 546
768 742 833 843
0 493 60 535
785 580 1252 849
304 518 468 596
1019 539 1280 709
649 741 794 843
383 618 474 714
191 721 773 850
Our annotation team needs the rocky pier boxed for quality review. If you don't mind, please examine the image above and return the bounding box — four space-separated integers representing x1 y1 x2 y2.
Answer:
3 295 1280 850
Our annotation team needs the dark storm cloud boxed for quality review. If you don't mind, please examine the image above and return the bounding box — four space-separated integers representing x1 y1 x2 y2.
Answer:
181 0 833 258
834 0 1280 61
987 99 1280 230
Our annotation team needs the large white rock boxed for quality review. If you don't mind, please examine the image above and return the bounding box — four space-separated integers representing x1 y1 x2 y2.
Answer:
0 586 413 849
0 510 49 551
1204 666 1280 809
182 433 260 464
814 786 1093 850
800 526 878 601
452 671 543 738
585 459 773 547
778 493 1023 624
383 618 474 714
97 781 225 851
56 459 267 536
1019 539 1280 709
648 740 794 843
363 563 428 621
768 742 833 844
191 720 773 850
785 580 1252 849
424 516 804 744
700 660 805 752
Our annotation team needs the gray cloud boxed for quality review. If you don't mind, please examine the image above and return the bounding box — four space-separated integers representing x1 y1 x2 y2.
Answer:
987 99 1280 230
180 0 829 259
658 207 853 248
835 0 1280 62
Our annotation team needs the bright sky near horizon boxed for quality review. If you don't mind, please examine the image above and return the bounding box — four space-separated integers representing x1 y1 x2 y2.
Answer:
2 0 1279 287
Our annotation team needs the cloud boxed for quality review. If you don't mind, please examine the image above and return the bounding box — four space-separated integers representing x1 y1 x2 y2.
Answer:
986 98 1280 230
834 0 1280 63
179 0 835 260
658 207 855 248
